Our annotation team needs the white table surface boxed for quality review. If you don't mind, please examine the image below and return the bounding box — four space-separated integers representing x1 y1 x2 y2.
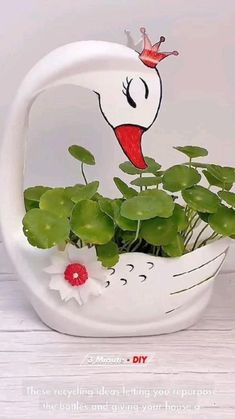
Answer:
0 241 234 419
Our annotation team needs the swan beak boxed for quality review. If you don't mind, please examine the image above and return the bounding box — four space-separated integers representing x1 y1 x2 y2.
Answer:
114 125 147 169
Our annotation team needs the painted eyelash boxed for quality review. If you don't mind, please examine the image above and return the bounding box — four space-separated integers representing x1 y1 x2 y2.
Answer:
147 262 154 270
122 77 136 108
126 264 134 272
139 274 147 282
120 278 127 285
105 281 110 288
108 268 115 275
139 77 149 99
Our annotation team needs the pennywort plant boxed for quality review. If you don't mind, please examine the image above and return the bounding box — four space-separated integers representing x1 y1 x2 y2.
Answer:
23 144 235 267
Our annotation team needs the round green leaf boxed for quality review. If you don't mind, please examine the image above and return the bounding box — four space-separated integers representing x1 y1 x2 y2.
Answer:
120 190 175 220
96 241 119 267
171 204 188 232
68 145 95 165
112 199 137 231
65 184 84 199
163 165 201 192
209 205 235 236
140 217 178 245
182 186 219 213
22 209 70 249
207 165 235 184
130 176 162 187
218 191 235 207
39 188 74 218
203 170 232 190
163 234 184 257
113 177 137 198
24 186 52 202
71 200 114 244
98 198 114 219
71 181 99 203
174 145 208 158
119 157 161 175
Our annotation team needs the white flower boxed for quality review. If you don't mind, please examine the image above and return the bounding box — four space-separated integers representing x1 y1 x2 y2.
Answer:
44 245 108 305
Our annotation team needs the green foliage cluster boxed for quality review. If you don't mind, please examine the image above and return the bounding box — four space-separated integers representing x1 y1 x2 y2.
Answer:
23 144 235 267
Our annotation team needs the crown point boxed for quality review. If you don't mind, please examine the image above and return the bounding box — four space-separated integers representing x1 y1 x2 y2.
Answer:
140 27 146 34
173 50 179 56
160 36 165 42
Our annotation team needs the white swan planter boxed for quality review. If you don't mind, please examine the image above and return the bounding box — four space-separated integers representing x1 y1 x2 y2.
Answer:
0 28 230 336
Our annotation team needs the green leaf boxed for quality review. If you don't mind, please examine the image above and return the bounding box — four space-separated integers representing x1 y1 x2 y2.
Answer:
71 181 99 203
22 209 70 249
182 186 219 213
171 204 188 232
65 184 84 199
24 186 52 202
140 217 178 245
218 191 235 207
96 241 119 267
185 162 209 168
163 234 184 257
207 165 235 184
121 189 174 221
209 205 235 236
174 145 208 159
98 198 114 219
71 200 114 245
198 212 210 223
119 157 161 175
112 199 137 231
39 188 74 218
68 145 95 165
113 177 138 198
120 231 136 243
130 176 162 187
163 165 201 192
203 170 232 190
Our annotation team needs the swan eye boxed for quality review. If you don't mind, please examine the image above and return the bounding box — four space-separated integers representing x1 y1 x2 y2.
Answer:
122 77 136 108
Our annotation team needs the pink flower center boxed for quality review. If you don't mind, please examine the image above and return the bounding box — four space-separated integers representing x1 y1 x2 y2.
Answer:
64 263 88 287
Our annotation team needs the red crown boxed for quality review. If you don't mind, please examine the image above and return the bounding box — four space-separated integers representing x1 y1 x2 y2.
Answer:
139 27 178 68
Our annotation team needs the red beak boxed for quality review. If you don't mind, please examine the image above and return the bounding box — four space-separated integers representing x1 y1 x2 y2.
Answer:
114 125 147 169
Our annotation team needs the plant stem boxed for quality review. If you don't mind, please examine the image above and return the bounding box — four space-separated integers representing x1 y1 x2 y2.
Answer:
140 173 143 192
184 214 199 241
192 224 209 251
198 232 219 248
184 216 200 249
81 163 88 185
134 219 141 242
132 239 142 252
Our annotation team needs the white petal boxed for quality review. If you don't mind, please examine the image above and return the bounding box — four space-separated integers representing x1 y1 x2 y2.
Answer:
79 278 103 304
88 261 108 281
50 252 68 269
49 275 74 301
67 245 97 265
44 265 63 274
